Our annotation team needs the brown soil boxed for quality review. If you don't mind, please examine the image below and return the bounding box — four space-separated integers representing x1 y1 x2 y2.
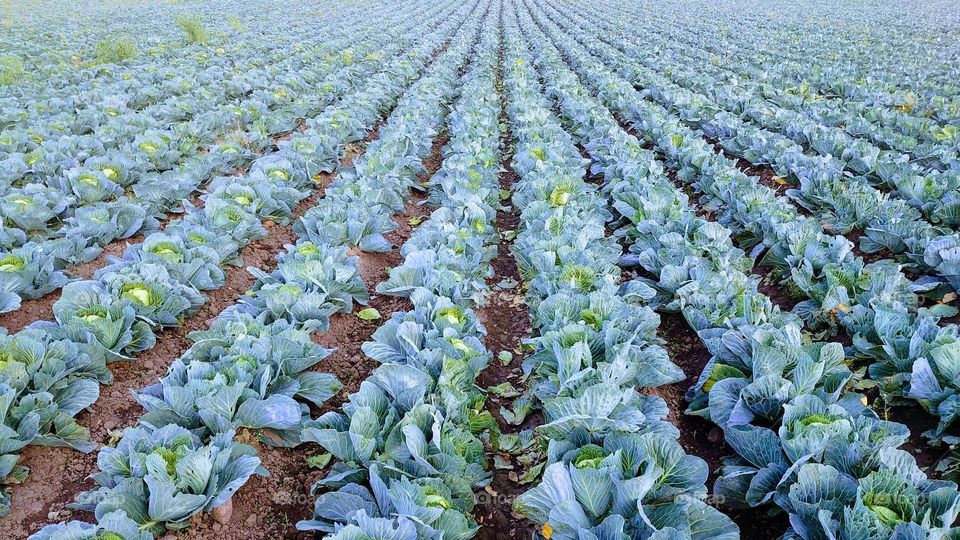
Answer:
650 314 720 466
752 264 799 313
703 136 792 197
473 134 539 540
0 291 61 336
736 157 786 196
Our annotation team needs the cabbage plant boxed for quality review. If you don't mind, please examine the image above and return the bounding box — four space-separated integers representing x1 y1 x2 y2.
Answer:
0 246 71 313
30 510 151 540
69 425 266 534
96 263 205 327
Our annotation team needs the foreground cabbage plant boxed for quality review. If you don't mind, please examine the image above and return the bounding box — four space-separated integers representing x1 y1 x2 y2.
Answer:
68 425 265 534
32 510 152 540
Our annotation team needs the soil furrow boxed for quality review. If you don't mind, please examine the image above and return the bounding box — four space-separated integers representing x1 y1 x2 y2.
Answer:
473 125 538 539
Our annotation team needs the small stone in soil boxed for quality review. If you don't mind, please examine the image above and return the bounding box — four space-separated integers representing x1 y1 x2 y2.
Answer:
211 499 233 524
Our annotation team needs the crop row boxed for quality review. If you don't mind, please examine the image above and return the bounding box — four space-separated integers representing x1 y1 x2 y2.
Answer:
28 0 489 537
297 6 503 536
2 0 467 524
517 0 960 537
0 1 431 313
564 1 960 297
501 2 741 537
533 0 960 461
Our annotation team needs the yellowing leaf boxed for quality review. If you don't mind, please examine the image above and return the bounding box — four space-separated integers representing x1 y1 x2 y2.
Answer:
542 523 554 539
833 303 851 314
357 308 381 321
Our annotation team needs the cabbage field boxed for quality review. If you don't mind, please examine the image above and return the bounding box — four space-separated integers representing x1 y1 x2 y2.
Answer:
2 0 960 538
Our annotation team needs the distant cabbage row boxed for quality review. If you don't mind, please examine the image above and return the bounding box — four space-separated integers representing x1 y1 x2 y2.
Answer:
0 0 393 312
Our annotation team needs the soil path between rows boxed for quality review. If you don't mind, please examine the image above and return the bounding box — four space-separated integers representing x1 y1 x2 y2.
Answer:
473 124 539 539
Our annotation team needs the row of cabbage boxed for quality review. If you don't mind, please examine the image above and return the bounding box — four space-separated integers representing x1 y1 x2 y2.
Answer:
296 8 506 537
538 0 960 453
518 0 960 537
545 0 960 286
0 0 464 520
574 0 960 220
498 2 741 538
608 0 960 125
0 0 299 89
562 0 960 300
0 36 382 312
600 0 960 153
0 1 420 313
26 1 481 536
592 0 960 174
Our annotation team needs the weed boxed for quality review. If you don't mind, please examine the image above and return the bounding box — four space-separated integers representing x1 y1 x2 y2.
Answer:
94 36 138 64
175 13 208 44
227 14 247 33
